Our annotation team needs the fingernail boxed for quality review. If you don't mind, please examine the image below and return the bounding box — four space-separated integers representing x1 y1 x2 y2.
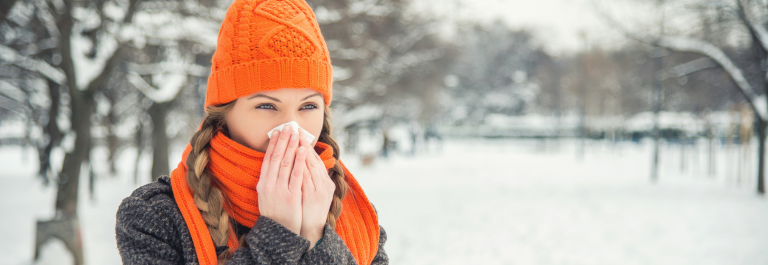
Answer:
290 130 298 141
298 146 305 153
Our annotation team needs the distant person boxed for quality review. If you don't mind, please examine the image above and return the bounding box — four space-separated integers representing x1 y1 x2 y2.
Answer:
424 125 443 152
381 131 390 158
115 0 387 264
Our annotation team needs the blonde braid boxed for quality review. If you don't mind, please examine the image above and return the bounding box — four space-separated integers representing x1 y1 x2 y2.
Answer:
184 103 236 262
318 105 348 229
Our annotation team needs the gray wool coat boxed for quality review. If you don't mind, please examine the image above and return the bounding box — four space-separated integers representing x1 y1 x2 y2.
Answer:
115 176 388 264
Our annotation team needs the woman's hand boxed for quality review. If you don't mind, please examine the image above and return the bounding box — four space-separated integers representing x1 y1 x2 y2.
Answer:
298 135 336 247
256 124 306 235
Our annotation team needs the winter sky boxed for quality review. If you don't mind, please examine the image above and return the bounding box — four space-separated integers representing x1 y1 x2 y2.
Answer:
410 0 660 55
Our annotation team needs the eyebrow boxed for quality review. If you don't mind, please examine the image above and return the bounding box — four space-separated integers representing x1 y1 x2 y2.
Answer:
301 92 322 101
248 92 322 102
248 94 281 102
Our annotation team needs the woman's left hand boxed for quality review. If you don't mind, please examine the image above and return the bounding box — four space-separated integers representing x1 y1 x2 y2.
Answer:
298 135 335 248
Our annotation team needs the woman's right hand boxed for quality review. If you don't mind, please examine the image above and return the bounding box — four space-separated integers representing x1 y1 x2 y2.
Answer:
256 124 307 235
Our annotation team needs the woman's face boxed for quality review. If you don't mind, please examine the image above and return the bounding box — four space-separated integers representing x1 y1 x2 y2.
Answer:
225 88 325 153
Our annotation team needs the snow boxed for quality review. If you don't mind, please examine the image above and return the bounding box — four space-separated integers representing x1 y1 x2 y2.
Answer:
0 145 151 265
0 120 26 138
338 105 384 128
446 113 582 137
659 57 716 81
2 138 767 264
485 113 574 132
126 72 186 103
70 27 118 90
752 95 767 121
347 138 768 264
0 44 66 85
625 112 704 135
332 66 353 81
452 111 745 138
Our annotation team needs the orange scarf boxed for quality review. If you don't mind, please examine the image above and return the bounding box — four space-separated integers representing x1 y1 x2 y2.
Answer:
170 132 379 264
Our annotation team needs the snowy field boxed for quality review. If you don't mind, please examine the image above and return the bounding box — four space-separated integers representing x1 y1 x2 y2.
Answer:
1 138 767 265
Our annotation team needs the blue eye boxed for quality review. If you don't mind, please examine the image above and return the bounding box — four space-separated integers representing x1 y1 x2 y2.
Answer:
256 103 275 110
302 103 318 110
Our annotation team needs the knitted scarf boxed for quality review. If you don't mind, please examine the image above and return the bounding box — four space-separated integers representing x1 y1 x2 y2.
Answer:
170 131 379 265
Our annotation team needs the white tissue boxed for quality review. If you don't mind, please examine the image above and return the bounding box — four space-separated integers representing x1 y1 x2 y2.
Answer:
267 121 315 143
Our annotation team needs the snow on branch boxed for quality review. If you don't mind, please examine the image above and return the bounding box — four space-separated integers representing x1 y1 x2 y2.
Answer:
747 21 768 52
0 44 66 85
126 72 186 103
127 62 208 77
737 0 768 53
70 32 120 90
0 80 26 103
658 57 716 81
658 36 767 120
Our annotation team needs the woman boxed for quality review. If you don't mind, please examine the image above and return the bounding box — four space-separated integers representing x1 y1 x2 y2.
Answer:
115 0 388 264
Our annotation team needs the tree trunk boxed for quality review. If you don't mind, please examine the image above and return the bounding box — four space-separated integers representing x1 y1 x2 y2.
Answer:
40 80 62 184
134 122 144 184
33 218 83 265
35 3 85 262
0 0 18 19
651 46 663 183
758 119 766 195
150 102 169 182
36 90 91 265
55 89 93 217
107 98 120 176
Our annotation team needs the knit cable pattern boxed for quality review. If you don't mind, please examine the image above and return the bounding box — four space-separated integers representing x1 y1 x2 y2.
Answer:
205 0 333 107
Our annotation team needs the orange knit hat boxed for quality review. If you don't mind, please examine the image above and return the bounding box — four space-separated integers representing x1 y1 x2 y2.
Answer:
205 0 333 107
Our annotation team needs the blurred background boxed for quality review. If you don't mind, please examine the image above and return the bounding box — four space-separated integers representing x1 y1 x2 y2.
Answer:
2 0 768 264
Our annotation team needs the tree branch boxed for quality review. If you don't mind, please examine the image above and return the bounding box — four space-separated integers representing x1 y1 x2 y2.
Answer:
658 57 717 81
127 62 209 77
658 36 767 121
593 0 767 121
84 44 127 94
126 72 186 103
0 44 66 85
0 0 18 20
737 0 768 53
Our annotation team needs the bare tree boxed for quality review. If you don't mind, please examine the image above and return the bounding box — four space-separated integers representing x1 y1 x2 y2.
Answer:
448 22 543 125
1 0 224 263
311 0 456 125
596 0 768 194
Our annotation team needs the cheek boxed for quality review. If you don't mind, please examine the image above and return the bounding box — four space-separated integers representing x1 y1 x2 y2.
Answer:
227 111 271 153
247 128 271 153
305 113 324 145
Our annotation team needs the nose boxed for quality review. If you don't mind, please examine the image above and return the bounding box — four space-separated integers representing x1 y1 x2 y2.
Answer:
277 113 303 131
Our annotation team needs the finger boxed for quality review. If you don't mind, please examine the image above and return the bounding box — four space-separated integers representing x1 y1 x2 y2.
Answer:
302 155 315 193
313 149 323 165
315 151 335 188
298 129 312 147
289 146 306 193
306 147 326 188
266 124 295 186
276 125 301 188
266 125 294 187
312 151 329 179
260 130 280 180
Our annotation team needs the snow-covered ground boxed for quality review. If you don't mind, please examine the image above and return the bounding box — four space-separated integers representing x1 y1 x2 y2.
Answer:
1 138 767 264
